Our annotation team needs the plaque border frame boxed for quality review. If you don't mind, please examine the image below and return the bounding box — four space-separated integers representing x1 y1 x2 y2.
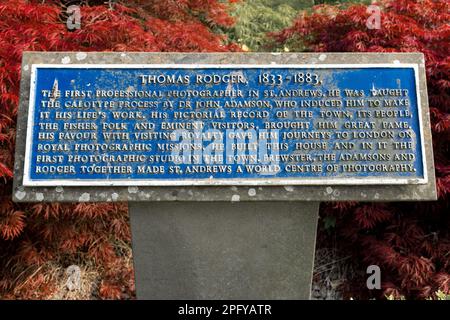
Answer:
12 52 437 202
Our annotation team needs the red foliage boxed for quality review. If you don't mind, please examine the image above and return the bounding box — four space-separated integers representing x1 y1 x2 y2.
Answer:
0 0 237 299
273 0 450 299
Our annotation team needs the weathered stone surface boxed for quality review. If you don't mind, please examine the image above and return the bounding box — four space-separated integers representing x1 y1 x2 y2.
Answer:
129 201 319 299
13 52 437 202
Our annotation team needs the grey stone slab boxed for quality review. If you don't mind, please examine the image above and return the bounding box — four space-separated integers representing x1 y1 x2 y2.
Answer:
129 201 319 299
13 52 437 202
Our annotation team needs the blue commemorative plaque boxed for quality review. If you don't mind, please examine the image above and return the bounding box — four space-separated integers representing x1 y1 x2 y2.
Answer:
23 63 426 186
